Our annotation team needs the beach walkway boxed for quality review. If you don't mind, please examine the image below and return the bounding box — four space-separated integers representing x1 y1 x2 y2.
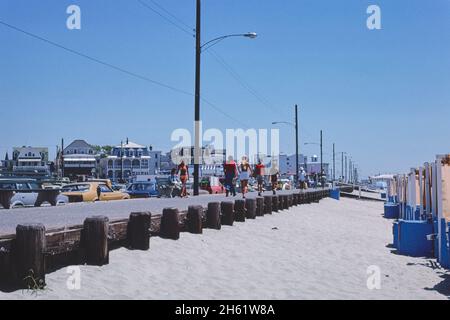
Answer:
1 197 448 300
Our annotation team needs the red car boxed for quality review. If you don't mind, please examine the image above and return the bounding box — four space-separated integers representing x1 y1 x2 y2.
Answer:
200 176 225 194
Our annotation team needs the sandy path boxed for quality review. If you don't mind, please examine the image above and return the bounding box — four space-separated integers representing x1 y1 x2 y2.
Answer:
1 198 448 300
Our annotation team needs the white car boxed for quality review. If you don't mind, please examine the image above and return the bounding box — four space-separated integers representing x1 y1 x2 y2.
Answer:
0 179 68 209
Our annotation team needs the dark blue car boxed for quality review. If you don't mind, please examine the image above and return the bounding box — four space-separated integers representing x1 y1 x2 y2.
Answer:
126 182 158 198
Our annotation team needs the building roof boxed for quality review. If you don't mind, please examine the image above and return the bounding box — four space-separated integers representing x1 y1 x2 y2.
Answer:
65 139 93 151
115 141 146 149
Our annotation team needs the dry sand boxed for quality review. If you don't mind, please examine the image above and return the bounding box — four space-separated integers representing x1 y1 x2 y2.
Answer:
1 198 448 300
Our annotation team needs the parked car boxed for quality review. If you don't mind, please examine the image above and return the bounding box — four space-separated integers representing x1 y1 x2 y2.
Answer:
127 181 159 198
61 182 130 202
200 176 224 194
0 178 68 209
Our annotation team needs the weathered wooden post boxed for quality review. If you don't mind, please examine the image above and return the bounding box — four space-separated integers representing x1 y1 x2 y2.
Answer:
272 195 279 212
15 224 46 288
282 195 289 210
245 198 257 219
187 205 203 234
256 197 264 217
287 194 293 207
206 202 221 230
234 199 246 222
264 195 272 214
160 208 180 240
278 195 283 210
221 201 234 226
83 216 109 266
128 212 151 250
293 193 299 206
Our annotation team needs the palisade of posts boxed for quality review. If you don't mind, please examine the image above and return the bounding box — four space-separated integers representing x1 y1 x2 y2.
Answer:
0 189 330 290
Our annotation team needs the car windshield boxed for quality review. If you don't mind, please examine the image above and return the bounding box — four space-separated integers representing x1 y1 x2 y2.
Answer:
99 184 112 193
0 183 16 190
62 184 90 192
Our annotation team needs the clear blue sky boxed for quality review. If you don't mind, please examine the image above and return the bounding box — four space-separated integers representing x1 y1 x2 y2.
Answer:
0 0 449 178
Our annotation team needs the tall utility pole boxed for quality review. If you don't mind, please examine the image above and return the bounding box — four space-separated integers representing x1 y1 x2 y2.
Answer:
61 138 65 178
332 143 335 183
320 130 323 188
121 140 124 183
345 155 348 183
341 152 344 182
193 0 201 196
295 104 299 188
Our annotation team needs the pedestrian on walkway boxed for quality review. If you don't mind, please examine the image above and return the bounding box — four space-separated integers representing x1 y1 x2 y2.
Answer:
223 156 238 197
269 162 279 195
254 159 265 196
177 160 189 198
239 156 252 199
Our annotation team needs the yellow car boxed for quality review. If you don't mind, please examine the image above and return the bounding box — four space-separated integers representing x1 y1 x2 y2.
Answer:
61 182 130 203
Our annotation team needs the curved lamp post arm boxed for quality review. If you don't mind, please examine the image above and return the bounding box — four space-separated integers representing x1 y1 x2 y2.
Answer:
272 121 295 128
201 32 257 52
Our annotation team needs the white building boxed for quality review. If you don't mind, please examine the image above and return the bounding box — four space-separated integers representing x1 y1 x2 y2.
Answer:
100 141 151 182
12 147 50 176
63 140 98 178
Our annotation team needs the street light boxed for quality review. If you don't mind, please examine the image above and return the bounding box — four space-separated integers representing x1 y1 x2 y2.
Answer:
304 130 324 188
193 0 257 196
272 105 299 188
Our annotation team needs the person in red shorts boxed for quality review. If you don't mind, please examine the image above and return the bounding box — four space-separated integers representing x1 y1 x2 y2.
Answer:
177 160 189 198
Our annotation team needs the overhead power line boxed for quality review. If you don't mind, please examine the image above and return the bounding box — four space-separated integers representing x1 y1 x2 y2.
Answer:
137 0 194 37
0 20 193 97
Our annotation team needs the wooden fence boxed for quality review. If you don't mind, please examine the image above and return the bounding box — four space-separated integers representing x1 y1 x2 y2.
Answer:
0 189 330 291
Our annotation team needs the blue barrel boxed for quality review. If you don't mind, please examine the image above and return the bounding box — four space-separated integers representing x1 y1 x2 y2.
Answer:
398 220 433 257
384 203 400 219
393 221 399 249
330 189 340 200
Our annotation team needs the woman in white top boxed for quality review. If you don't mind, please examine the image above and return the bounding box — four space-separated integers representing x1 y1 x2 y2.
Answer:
239 156 252 199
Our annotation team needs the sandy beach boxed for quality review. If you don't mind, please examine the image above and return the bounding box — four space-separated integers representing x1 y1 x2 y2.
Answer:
1 197 448 300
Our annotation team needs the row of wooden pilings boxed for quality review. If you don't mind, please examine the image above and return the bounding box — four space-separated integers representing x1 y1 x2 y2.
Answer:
3 190 330 290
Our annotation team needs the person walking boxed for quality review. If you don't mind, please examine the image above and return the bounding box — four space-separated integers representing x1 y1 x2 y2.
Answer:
223 156 238 197
239 156 252 199
177 160 189 198
269 162 279 195
254 159 265 196
299 167 307 190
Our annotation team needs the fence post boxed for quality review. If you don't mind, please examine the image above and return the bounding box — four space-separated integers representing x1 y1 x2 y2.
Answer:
272 195 279 212
187 205 203 234
245 198 257 219
83 216 109 266
221 201 234 226
15 224 46 288
234 200 246 222
256 197 264 216
206 202 221 230
264 195 272 214
160 208 180 240
128 212 151 250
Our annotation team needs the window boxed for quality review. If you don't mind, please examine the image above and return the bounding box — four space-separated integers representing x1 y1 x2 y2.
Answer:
16 183 30 190
99 184 112 193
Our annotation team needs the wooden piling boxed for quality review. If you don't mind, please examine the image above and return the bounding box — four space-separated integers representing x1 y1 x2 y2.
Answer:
187 205 203 234
160 208 180 240
127 212 151 250
245 198 257 219
206 202 221 230
83 216 109 266
272 195 279 212
15 224 46 288
256 197 264 217
264 195 272 214
234 200 246 222
221 201 234 226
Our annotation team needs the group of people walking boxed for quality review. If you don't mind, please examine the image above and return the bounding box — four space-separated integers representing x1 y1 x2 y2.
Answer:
223 156 279 198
